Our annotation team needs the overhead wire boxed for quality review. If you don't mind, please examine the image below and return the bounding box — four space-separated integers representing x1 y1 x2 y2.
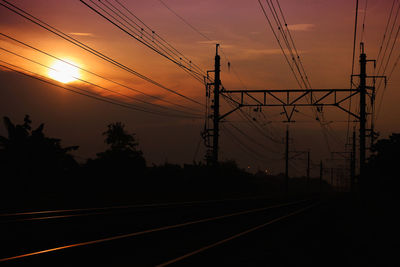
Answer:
0 0 204 107
227 122 280 158
375 0 397 68
275 0 312 89
0 33 201 115
266 0 308 89
360 0 368 42
157 0 297 164
375 1 400 120
219 93 285 162
272 0 340 148
0 46 202 119
157 0 210 41
0 62 200 119
81 0 206 84
99 0 205 84
272 0 337 148
155 0 285 163
375 1 400 78
80 0 215 161
258 0 337 152
376 24 400 119
221 124 275 161
347 0 359 146
115 0 207 77
387 52 400 81
258 0 303 88
156 0 248 90
221 93 283 148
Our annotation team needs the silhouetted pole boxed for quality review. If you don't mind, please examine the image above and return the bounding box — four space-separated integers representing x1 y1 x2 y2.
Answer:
285 125 289 193
319 161 323 193
307 151 310 192
359 43 366 182
351 130 356 192
331 167 334 189
212 44 221 165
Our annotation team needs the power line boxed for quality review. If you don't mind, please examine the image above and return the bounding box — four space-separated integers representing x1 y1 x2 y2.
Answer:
83 0 205 84
221 93 283 148
376 24 400 119
376 0 398 67
0 46 202 119
227 122 280 157
157 0 248 89
258 0 302 88
360 0 368 42
157 0 210 41
378 24 400 86
0 0 204 107
0 32 201 115
376 1 400 77
267 0 308 89
347 0 359 146
115 0 207 77
270 0 334 139
0 62 200 119
351 0 359 81
275 0 312 89
101 0 205 84
374 1 400 121
222 124 274 161
258 0 335 153
388 52 400 81
81 0 206 84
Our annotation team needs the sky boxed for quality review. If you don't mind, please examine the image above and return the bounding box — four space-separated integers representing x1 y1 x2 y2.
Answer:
0 0 399 176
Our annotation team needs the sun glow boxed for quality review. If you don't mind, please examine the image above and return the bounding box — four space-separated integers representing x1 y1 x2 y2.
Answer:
48 60 80 83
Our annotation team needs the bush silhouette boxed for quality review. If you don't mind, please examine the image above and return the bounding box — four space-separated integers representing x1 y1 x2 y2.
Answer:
0 115 79 180
366 133 400 191
86 122 146 178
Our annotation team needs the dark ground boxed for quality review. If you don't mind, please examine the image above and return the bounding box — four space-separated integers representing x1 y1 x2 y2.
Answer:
1 191 397 266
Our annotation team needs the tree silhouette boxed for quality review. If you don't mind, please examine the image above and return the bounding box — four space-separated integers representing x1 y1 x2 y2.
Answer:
366 133 400 191
0 115 79 179
103 122 139 151
87 122 146 177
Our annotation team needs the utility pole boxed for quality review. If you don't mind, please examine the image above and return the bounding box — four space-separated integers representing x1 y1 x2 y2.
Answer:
307 150 310 192
285 125 289 193
355 42 386 182
203 42 385 182
289 149 310 192
319 161 323 194
330 151 352 192
359 43 367 181
351 130 356 192
212 44 221 165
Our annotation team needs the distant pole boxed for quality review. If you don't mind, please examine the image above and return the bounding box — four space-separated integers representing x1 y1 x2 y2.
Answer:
351 130 356 192
359 43 367 182
307 151 310 192
331 167 334 189
285 125 289 193
212 44 221 165
319 161 323 194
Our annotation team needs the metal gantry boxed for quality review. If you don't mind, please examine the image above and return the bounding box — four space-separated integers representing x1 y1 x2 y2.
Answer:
203 43 385 191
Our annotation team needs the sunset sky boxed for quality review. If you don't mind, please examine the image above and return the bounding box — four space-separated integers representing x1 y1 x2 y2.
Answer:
1 0 399 176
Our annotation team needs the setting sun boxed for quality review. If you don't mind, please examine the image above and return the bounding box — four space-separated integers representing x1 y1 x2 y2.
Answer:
48 60 80 83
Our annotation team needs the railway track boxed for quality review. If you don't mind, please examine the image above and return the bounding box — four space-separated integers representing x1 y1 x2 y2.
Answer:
1 196 319 266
